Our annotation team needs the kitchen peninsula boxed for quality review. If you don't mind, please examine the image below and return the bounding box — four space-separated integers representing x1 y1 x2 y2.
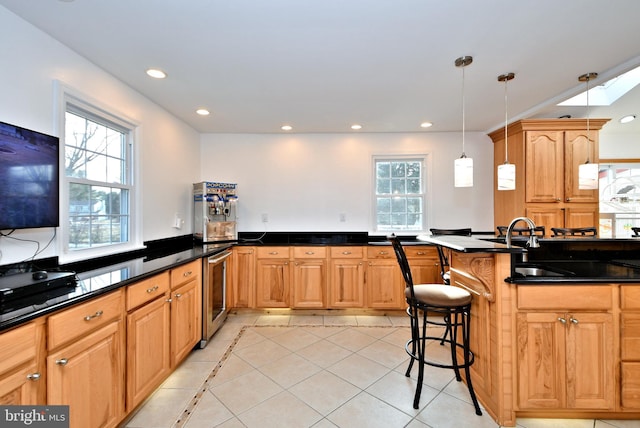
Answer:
419 234 640 426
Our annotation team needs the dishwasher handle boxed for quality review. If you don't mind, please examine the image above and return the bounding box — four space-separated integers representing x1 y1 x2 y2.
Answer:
208 250 232 265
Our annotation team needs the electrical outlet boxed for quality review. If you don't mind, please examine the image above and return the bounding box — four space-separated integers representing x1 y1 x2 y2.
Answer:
261 213 269 223
339 213 346 222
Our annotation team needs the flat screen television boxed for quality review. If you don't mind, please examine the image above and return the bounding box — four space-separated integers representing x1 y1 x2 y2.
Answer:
0 121 60 230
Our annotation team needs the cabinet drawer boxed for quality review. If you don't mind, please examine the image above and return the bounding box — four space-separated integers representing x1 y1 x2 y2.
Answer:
622 313 640 360
404 246 437 258
256 247 291 259
126 272 170 311
517 285 612 310
330 246 364 259
170 259 201 289
0 322 37 376
367 247 394 259
292 246 327 259
48 289 124 350
621 285 640 309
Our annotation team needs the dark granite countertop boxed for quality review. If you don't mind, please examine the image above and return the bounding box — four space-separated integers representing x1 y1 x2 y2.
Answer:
0 242 232 332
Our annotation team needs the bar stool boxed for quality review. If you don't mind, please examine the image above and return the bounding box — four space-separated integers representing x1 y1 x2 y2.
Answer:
388 235 482 414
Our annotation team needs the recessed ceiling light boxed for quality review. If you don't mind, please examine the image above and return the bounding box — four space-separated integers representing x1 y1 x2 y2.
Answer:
196 109 210 116
351 124 362 130
420 122 433 128
146 68 167 79
281 125 293 131
620 114 636 124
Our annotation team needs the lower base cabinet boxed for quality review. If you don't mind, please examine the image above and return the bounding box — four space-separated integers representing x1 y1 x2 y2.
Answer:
47 319 125 428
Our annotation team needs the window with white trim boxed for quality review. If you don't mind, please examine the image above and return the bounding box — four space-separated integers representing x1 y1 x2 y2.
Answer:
374 157 426 232
61 97 136 256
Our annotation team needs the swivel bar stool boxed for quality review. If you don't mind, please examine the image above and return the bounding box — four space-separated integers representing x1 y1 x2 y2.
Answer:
388 235 482 414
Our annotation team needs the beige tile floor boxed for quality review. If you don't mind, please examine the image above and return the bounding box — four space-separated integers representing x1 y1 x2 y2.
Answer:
121 313 640 428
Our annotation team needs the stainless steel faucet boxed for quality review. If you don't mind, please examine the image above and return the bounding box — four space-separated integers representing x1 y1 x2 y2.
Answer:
506 216 541 250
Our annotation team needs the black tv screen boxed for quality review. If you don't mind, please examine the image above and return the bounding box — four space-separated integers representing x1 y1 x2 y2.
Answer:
0 121 60 230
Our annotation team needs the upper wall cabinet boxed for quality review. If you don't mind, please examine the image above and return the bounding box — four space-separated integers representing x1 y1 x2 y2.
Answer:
489 119 609 232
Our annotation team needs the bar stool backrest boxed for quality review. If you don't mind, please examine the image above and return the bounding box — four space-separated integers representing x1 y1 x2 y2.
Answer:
551 227 597 236
388 235 415 300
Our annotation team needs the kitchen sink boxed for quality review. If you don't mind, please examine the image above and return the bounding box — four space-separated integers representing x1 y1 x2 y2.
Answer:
515 266 565 277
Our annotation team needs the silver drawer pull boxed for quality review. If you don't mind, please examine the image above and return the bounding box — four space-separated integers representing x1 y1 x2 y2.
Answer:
55 359 68 366
84 310 104 321
183 270 193 277
305 251 315 255
378 251 388 255
417 251 426 255
146 285 159 293
269 251 279 255
570 317 579 324
557 317 567 324
342 251 352 255
27 372 41 381
166 298 173 303
174 293 182 299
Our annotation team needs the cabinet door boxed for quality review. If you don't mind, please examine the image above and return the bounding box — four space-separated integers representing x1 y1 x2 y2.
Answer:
564 205 599 229
525 130 564 203
256 259 290 308
126 295 171 410
526 205 565 231
366 260 404 309
516 312 566 409
564 312 614 409
564 130 599 203
329 259 365 308
170 281 200 367
47 320 125 428
292 260 326 308
230 247 255 308
0 321 44 405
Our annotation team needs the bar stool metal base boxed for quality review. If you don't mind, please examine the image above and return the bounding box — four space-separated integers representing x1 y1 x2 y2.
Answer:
405 303 482 415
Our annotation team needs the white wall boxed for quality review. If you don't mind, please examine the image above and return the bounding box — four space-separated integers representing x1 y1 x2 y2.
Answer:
600 132 640 159
200 132 495 235
0 7 201 266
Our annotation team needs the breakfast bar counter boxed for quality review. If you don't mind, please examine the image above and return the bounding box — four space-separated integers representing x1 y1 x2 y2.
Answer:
416 234 640 426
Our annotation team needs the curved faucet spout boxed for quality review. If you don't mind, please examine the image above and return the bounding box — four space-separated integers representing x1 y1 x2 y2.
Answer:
506 216 540 249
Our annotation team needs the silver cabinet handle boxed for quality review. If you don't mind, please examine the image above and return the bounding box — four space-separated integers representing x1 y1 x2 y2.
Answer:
342 251 352 255
378 250 388 255
27 372 41 381
570 317 579 324
566 198 572 202
55 358 68 366
557 317 567 324
146 285 159 293
183 271 193 277
166 298 173 303
417 251 427 255
84 310 103 321
269 251 279 255
174 293 182 299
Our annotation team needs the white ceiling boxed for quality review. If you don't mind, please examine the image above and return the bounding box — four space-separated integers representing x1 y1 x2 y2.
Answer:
2 0 640 135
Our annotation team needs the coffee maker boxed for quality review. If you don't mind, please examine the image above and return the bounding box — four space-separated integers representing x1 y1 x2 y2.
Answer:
193 182 238 242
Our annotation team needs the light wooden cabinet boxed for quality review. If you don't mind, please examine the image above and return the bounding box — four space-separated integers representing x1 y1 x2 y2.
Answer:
170 259 202 367
291 247 327 308
620 285 640 409
489 119 609 232
230 246 255 308
329 246 365 308
0 319 45 405
256 247 290 308
366 247 404 309
516 285 615 411
405 246 441 285
125 272 171 410
47 289 125 428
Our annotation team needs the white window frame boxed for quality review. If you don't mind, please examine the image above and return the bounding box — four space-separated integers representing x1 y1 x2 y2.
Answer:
55 81 143 263
372 155 431 234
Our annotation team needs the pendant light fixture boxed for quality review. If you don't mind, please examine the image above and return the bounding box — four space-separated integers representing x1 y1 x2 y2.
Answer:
454 56 473 188
578 72 599 190
497 72 516 191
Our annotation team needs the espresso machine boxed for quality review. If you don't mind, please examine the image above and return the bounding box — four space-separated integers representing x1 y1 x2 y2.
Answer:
193 182 238 242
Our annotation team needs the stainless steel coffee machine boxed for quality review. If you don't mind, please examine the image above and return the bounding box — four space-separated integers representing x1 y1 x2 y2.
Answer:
193 182 238 242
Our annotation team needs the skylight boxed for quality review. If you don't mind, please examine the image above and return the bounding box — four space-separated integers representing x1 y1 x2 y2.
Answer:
558 65 640 106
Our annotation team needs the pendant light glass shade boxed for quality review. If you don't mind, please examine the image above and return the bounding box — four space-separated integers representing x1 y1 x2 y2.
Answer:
454 56 473 188
497 72 516 191
578 72 599 190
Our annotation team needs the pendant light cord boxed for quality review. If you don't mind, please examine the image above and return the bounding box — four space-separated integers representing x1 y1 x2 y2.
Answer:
586 76 591 164
503 77 509 164
461 64 466 157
